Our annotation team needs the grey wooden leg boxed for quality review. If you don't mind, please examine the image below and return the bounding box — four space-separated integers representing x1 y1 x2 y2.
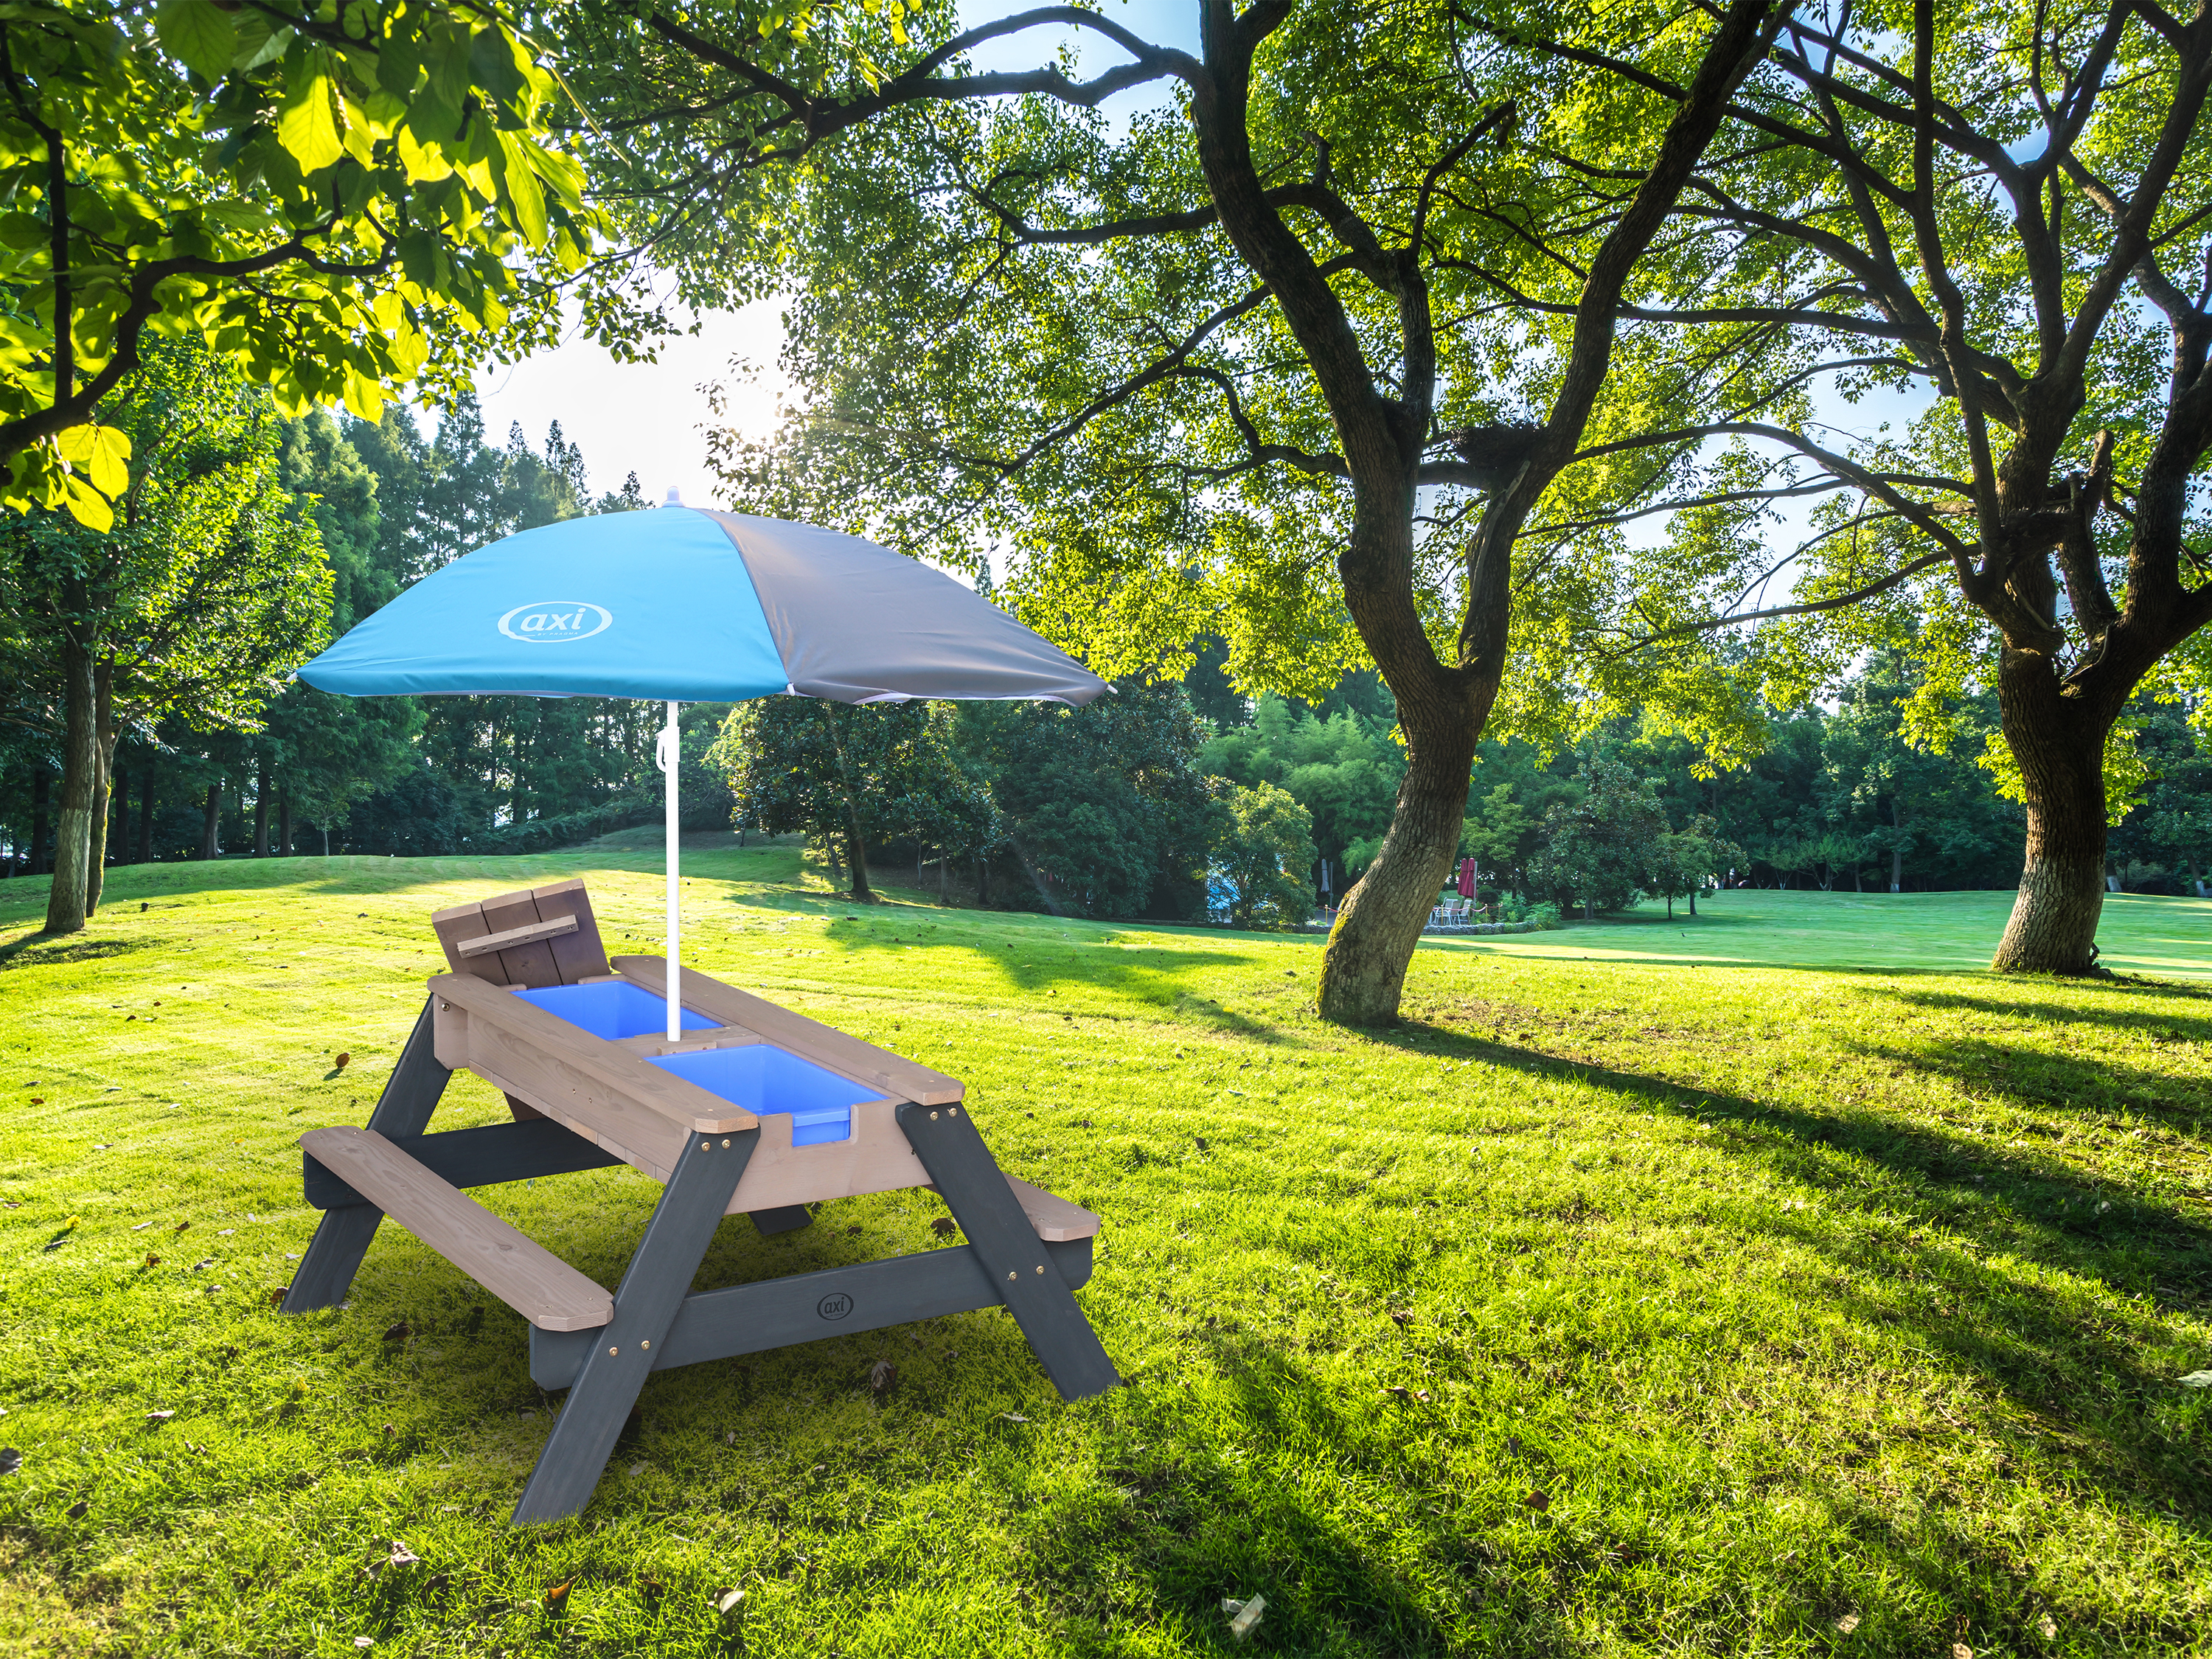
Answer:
747 1204 813 1237
282 998 451 1315
896 1102 1119 1399
510 1128 754 1525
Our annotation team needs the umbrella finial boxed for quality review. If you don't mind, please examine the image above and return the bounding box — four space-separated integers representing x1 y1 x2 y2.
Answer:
663 485 684 507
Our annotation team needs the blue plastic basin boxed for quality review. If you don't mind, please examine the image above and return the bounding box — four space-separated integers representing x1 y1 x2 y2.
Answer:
646 1046 872 1144
513 981 719 1040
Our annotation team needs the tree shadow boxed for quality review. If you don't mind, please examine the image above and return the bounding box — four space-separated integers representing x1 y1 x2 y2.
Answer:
0 930 161 971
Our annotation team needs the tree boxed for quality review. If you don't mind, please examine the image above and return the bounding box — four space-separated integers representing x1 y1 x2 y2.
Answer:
712 698 971 900
1200 692 1403 891
1650 815 1734 917
0 0 605 526
1499 0 2212 973
0 344 330 931
1528 756 1668 917
560 0 1796 1020
1214 780 1317 928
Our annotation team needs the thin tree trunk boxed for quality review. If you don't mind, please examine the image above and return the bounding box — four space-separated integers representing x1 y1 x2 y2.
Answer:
1991 656 2110 974
1688 886 1696 916
845 818 873 900
29 771 48 876
1890 799 1905 893
138 771 153 863
201 782 221 860
85 664 116 916
939 854 947 904
254 761 271 857
44 635 96 935
320 824 330 857
280 790 293 858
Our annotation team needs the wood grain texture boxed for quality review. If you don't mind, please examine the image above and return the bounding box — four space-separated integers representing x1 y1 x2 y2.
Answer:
298 1127 613 1331
529 878 611 984
1003 1174 1102 1242
614 956 964 1105
430 901 505 984
479 889 561 989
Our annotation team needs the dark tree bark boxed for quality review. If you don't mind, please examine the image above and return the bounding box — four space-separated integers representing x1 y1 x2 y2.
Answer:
42 633 94 935
200 782 221 860
280 789 293 858
254 761 271 858
137 770 153 863
85 664 114 917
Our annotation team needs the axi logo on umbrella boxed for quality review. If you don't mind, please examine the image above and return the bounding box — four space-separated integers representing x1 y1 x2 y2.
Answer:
498 601 613 642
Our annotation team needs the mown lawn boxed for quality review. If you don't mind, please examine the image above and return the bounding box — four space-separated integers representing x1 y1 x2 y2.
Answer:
0 851 2206 1658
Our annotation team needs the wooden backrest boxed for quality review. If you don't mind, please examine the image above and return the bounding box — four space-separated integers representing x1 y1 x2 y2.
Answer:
431 877 611 988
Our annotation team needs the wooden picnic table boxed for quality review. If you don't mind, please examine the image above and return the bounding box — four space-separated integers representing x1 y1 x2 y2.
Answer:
283 879 1117 1523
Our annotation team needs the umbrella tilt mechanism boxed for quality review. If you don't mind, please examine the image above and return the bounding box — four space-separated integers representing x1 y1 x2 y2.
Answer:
282 880 1118 1523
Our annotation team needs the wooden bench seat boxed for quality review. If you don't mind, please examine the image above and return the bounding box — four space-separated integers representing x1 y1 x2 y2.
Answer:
300 1127 613 1332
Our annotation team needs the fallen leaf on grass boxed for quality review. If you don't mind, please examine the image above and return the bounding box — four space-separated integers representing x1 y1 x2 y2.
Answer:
2038 1615 2056 1639
543 1582 571 1612
66 1501 86 1520
1835 1613 1860 1633
173 1221 189 1234
145 1411 174 1423
714 1587 745 1618
1000 1413 1030 1423
382 1321 412 1344
1951 1645 1973 1659
267 1287 288 1308
131 1221 152 1231
2179 1371 2212 1388
1388 1311 1413 1328
1523 1490 1551 1512
868 1360 897 1399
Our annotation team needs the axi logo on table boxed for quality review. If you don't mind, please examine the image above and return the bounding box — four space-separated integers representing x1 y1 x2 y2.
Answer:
498 601 613 643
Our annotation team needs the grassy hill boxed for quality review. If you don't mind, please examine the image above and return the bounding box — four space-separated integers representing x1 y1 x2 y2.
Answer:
0 855 2205 1656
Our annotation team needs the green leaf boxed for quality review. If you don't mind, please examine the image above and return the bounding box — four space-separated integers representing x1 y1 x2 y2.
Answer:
494 130 546 246
276 61 343 174
154 0 235 82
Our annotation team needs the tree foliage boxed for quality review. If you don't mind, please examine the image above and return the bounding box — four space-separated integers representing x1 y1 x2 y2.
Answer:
1214 779 1317 928
0 0 605 526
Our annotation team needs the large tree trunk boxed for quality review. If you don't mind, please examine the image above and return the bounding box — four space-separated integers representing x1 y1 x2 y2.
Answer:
844 816 873 901
1318 723 1477 1023
1991 655 2110 974
43 636 96 935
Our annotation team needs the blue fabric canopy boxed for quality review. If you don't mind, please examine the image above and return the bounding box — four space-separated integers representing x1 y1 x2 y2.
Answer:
299 507 1105 706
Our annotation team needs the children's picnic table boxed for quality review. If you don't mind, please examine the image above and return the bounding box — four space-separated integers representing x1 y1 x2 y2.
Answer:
283 879 1117 1523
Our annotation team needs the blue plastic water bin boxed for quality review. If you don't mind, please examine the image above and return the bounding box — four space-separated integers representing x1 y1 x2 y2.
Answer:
646 1046 872 1145
512 981 720 1041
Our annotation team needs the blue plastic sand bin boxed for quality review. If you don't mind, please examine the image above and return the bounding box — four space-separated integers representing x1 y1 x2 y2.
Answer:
647 1046 872 1144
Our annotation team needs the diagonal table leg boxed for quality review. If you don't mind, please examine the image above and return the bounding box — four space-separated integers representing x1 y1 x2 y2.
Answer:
896 1102 1119 1399
283 997 451 1314
511 1127 755 1524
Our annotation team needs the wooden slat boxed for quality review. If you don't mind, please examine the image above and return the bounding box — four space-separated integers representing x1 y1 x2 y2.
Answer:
465 1020 697 1178
530 878 612 985
1004 1174 1101 1242
431 973 759 1134
613 956 964 1105
456 914 578 958
299 1127 613 1332
479 889 562 989
431 900 505 984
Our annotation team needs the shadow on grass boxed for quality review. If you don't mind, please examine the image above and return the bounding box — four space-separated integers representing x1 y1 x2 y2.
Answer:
0 929 161 971
1363 1013 2210 1508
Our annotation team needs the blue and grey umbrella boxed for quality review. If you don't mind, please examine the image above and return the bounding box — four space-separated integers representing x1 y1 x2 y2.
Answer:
300 506 1105 1036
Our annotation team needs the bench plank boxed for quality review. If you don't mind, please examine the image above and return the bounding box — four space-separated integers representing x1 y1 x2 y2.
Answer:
299 1127 613 1332
614 956 964 1105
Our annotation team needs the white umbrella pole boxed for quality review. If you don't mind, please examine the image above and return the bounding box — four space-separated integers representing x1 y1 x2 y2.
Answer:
658 700 682 1041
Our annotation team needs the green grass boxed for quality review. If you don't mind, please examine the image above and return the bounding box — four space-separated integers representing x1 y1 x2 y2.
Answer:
0 853 2206 1658
1446 887 2212 978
